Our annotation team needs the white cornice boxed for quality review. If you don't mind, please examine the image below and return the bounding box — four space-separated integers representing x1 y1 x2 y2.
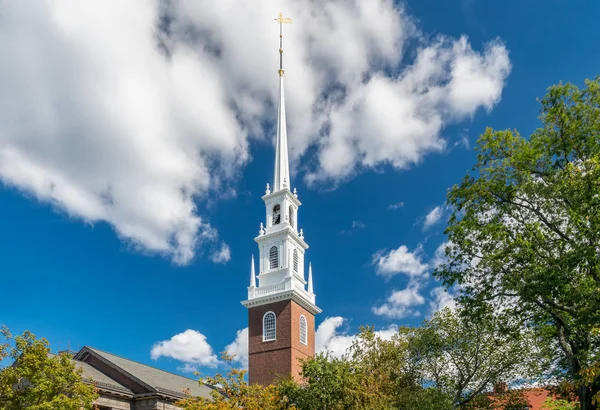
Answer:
241 289 321 315
262 188 302 207
254 226 309 249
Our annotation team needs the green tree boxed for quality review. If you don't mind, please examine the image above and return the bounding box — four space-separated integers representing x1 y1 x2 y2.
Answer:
0 326 98 410
278 353 365 410
435 77 600 409
280 328 453 410
177 352 292 410
541 397 579 410
410 307 544 409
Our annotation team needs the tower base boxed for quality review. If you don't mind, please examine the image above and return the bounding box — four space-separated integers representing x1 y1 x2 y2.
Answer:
247 299 315 385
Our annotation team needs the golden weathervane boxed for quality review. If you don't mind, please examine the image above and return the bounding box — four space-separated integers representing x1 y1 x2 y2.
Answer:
274 12 292 76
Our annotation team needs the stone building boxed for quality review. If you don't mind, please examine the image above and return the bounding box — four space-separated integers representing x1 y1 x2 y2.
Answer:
69 346 214 409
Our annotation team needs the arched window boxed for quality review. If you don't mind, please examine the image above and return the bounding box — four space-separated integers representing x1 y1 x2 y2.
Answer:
299 315 307 345
272 204 281 225
289 205 295 228
263 311 276 341
269 246 279 269
293 249 299 272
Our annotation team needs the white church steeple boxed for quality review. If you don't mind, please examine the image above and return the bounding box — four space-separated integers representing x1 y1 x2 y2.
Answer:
308 262 313 294
273 23 290 192
250 255 256 288
242 12 320 316
242 13 321 386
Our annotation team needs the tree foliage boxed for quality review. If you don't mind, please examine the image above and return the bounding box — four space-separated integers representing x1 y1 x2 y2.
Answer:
0 326 98 410
410 307 545 408
435 77 600 409
280 328 447 410
177 352 292 410
280 311 540 410
279 328 445 410
541 397 579 410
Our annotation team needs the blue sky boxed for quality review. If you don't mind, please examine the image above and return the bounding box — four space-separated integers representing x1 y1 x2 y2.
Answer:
1 0 599 375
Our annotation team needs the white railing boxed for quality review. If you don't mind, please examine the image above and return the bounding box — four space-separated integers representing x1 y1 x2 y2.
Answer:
254 282 286 296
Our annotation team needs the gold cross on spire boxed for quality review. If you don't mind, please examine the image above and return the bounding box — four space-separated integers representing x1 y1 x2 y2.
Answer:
274 12 292 76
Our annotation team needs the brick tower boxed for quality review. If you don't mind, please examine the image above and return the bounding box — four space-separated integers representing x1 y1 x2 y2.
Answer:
241 13 321 386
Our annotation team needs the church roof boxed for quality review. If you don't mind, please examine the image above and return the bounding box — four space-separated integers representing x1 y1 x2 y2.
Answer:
73 346 214 400
76 358 133 394
48 352 133 395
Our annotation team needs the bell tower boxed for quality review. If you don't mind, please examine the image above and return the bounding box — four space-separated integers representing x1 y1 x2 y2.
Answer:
242 13 321 386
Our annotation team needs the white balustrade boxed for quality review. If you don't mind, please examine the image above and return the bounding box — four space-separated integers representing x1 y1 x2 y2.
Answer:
254 282 286 297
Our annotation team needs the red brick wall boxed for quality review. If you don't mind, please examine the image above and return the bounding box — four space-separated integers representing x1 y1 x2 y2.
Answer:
524 389 551 410
248 299 315 385
489 388 552 410
248 348 291 386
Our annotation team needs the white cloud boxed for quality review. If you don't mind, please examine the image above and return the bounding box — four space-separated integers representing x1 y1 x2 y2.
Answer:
316 317 355 358
374 245 429 278
429 286 457 313
307 36 510 183
431 241 450 269
178 363 200 374
151 329 218 368
428 242 459 313
352 220 367 229
423 206 447 230
455 129 471 150
372 281 425 319
340 219 367 234
210 243 231 264
389 201 405 210
0 0 244 265
0 0 510 264
316 317 398 358
225 327 248 368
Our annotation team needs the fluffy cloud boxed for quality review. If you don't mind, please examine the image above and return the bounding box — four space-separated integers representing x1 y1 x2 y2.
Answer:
429 286 457 313
372 281 425 319
389 201 405 210
151 329 219 368
352 221 367 229
225 327 248 368
431 241 450 269
316 317 398 358
374 245 429 278
422 205 451 230
308 36 510 183
0 0 510 264
372 241 461 318
340 220 367 234
423 206 444 230
210 243 231 264
0 0 245 265
315 317 355 358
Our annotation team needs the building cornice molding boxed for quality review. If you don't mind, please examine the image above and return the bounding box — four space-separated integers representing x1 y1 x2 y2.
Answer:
241 289 321 315
262 188 302 207
83 378 134 398
255 226 308 249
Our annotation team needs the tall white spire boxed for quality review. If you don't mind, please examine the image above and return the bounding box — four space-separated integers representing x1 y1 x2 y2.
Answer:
273 12 292 192
308 262 313 294
242 13 320 318
250 255 256 288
